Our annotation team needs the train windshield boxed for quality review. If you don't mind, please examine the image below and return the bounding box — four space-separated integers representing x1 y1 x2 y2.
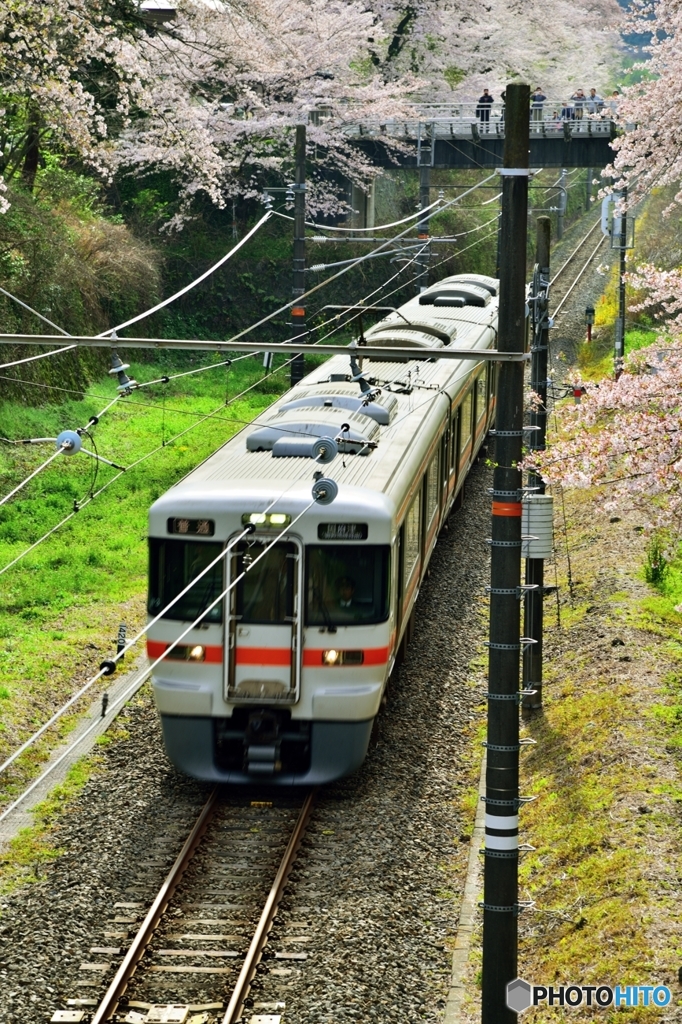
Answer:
148 538 224 623
234 541 296 624
306 545 390 626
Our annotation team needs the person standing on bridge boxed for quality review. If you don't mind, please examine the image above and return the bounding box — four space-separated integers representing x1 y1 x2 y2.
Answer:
530 87 547 122
570 88 586 119
476 88 494 129
586 88 604 114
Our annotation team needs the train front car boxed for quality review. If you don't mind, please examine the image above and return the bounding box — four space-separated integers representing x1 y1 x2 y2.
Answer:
146 271 499 785
147 481 395 785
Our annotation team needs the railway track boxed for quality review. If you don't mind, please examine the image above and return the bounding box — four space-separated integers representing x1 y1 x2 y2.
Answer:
547 216 607 320
58 792 315 1024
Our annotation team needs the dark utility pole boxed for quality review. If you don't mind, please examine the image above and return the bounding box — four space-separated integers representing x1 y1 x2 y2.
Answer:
614 186 627 378
291 124 307 386
522 217 550 717
556 167 566 240
482 81 530 1024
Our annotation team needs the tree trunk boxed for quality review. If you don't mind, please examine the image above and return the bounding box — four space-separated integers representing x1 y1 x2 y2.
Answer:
22 108 40 191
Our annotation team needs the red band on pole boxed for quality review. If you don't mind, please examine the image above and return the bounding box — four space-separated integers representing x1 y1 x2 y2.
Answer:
492 501 523 516
292 306 305 316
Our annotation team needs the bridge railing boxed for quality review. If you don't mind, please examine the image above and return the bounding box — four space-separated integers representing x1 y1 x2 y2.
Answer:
339 102 617 140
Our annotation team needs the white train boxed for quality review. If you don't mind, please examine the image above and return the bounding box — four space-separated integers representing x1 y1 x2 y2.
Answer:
147 273 498 784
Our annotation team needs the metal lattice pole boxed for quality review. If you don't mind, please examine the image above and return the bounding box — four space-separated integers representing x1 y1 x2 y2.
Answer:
290 124 307 386
615 186 627 379
481 81 530 1024
522 216 551 716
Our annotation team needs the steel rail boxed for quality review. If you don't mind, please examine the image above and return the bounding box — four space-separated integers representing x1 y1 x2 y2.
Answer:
549 217 603 287
88 789 315 1023
90 788 220 1024
552 234 607 318
222 789 317 1024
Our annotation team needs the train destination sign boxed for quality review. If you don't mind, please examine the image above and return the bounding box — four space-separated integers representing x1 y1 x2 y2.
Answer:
318 523 368 541
168 517 215 536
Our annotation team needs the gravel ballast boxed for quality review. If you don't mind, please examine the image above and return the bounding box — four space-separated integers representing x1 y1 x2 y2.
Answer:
0 458 492 1024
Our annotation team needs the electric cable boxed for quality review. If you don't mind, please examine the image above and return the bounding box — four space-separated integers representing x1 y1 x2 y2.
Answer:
0 455 325 785
0 355 299 579
0 289 499 790
0 344 78 372
271 193 448 233
95 210 273 338
0 496 318 821
0 188 499 565
0 443 68 507
0 285 72 336
0 174 504 371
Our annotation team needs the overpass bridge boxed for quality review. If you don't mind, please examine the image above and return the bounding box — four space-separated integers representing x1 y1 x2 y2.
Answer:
345 102 617 170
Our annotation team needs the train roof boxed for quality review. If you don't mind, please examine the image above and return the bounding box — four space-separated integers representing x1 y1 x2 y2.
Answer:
151 277 498 521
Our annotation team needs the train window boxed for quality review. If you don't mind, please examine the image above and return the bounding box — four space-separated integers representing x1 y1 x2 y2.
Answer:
475 371 487 424
306 545 390 626
459 390 473 455
234 541 295 624
426 450 440 524
403 493 421 589
449 413 458 471
148 539 224 623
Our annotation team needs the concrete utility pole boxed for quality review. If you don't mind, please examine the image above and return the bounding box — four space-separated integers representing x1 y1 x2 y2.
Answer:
291 124 307 387
482 81 530 1024
522 217 550 716
585 167 593 212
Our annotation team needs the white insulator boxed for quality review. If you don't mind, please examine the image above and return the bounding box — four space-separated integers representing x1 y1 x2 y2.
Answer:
521 494 554 559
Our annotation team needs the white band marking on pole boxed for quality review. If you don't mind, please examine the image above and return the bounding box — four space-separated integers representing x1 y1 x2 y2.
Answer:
485 814 519 830
485 834 519 850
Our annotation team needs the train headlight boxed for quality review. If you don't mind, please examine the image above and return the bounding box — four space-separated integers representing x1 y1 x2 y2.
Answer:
242 512 292 529
188 645 206 662
321 650 364 666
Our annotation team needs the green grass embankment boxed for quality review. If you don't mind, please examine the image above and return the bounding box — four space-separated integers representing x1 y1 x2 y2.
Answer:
0 351 318 803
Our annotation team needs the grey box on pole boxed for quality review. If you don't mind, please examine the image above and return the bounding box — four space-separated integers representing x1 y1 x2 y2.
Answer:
521 495 554 559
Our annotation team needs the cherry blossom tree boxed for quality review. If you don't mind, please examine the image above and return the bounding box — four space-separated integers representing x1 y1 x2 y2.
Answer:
366 0 622 102
0 0 419 221
528 266 682 527
607 0 682 206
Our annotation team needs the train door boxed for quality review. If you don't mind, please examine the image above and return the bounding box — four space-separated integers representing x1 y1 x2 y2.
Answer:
224 537 303 703
440 424 450 509
458 388 473 473
474 368 487 446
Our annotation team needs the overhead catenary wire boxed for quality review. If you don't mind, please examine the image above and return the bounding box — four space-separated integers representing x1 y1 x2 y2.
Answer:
2 173 504 362
0 182 499 567
0 498 317 823
0 443 68 507
95 210 274 339
0 219 496 440
0 481 317 791
0 344 78 372
272 193 449 233
0 213 276 372
0 353 300 579
0 285 72 336
0 262 499 791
